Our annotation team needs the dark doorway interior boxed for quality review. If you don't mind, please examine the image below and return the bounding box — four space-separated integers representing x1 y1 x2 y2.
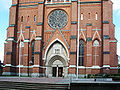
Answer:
52 67 57 77
58 67 63 77
52 67 63 77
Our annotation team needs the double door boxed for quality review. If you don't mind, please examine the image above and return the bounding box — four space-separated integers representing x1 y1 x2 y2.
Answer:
52 67 63 77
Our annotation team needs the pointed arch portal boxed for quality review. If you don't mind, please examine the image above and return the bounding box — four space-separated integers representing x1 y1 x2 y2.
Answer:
45 39 69 77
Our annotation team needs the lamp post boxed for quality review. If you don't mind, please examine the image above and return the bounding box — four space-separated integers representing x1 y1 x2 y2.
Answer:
19 24 23 77
77 0 81 79
19 38 21 77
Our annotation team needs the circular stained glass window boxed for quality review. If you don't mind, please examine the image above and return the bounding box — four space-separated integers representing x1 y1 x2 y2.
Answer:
48 10 68 29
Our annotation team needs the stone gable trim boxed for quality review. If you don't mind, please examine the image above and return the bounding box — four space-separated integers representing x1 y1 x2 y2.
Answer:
70 52 76 54
44 31 55 49
103 51 110 54
87 37 92 41
44 29 70 49
59 29 70 49
78 1 101 4
103 35 110 39
10 24 15 27
70 35 77 39
61 30 71 32
71 21 77 24
36 22 43 26
44 30 55 32
103 21 109 24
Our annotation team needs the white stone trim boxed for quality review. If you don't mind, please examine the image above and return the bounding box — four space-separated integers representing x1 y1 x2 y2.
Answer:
69 65 76 68
91 65 101 69
35 37 42 40
5 64 12 67
24 39 30 43
4 64 45 68
78 66 85 69
17 31 25 33
69 66 101 69
103 65 110 68
17 24 25 43
92 29 101 31
79 28 86 41
4 41 8 44
32 65 39 67
44 38 69 60
92 28 101 41
8 38 14 41
2 72 16 76
30 30 37 41
109 40 117 43
110 67 118 69
16 65 24 67
68 74 76 77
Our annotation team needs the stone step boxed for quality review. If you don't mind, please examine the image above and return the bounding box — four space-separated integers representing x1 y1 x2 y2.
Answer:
0 81 69 90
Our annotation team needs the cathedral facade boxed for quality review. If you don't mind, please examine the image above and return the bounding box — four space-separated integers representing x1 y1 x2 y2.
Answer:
3 0 118 77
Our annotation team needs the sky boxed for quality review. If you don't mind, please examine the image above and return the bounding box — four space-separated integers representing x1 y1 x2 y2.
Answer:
0 0 120 63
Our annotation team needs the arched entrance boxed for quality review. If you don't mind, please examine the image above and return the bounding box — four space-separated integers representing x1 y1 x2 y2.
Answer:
45 40 68 77
47 55 67 77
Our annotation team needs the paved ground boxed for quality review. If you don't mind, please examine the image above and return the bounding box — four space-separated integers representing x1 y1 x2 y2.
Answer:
0 77 120 84
0 77 70 84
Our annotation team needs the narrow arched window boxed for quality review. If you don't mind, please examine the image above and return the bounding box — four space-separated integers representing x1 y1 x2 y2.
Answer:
93 40 99 65
27 16 29 22
79 40 84 66
34 15 36 22
21 16 23 23
96 12 98 20
88 13 90 19
31 40 35 64
81 13 83 20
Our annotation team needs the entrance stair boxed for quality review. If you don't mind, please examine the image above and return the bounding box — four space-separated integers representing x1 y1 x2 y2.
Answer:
0 81 69 90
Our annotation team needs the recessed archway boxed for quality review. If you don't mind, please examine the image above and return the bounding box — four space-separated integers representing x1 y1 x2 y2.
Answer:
45 40 68 77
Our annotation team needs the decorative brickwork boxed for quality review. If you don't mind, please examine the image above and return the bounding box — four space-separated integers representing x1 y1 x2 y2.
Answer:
3 0 118 77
